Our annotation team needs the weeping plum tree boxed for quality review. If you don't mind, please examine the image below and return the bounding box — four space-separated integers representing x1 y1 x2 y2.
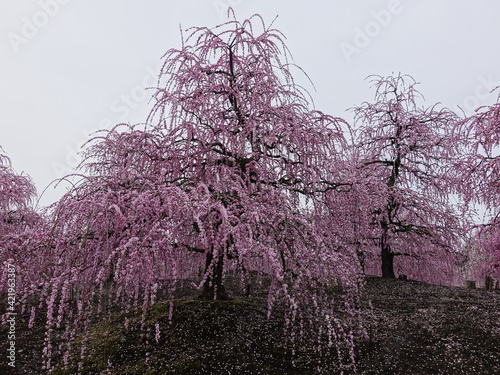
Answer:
27 14 364 371
0 148 39 259
0 147 43 322
352 75 463 282
144 14 359 300
453 101 500 280
319 171 381 274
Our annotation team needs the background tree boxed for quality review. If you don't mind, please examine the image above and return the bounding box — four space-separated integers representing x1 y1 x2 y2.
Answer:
319 171 381 274
0 148 39 258
0 148 37 235
0 147 42 318
351 75 463 282
27 15 364 371
453 100 499 281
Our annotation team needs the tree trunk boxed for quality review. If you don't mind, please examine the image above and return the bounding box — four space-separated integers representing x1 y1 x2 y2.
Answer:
199 250 229 300
380 229 395 278
485 276 494 290
381 247 395 278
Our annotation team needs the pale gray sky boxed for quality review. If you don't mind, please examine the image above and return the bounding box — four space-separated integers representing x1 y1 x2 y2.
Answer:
1 0 499 207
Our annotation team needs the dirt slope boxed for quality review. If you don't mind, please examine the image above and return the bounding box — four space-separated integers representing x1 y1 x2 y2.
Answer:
1 277 498 374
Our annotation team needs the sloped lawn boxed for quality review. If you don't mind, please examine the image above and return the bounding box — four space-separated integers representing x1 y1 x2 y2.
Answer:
1 277 498 374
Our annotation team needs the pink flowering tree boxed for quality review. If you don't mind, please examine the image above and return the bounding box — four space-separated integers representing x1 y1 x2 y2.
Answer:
453 101 499 280
0 148 39 259
351 75 464 283
0 147 43 318
27 15 365 370
319 170 381 274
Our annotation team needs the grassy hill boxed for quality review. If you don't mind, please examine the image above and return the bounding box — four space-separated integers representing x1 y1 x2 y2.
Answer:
1 277 499 374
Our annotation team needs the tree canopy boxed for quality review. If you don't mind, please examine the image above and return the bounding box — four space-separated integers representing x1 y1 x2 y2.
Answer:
350 75 463 283
18 15 365 371
0 148 39 259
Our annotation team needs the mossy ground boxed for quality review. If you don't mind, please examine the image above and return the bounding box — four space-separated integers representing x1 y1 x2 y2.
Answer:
50 297 321 375
1 277 499 374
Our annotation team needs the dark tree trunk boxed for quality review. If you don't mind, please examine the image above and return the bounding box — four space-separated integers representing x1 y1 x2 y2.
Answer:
381 247 395 278
380 227 396 278
381 148 400 279
199 250 229 300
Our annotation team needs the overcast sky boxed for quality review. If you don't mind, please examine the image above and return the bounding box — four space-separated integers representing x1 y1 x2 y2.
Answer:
1 0 499 207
